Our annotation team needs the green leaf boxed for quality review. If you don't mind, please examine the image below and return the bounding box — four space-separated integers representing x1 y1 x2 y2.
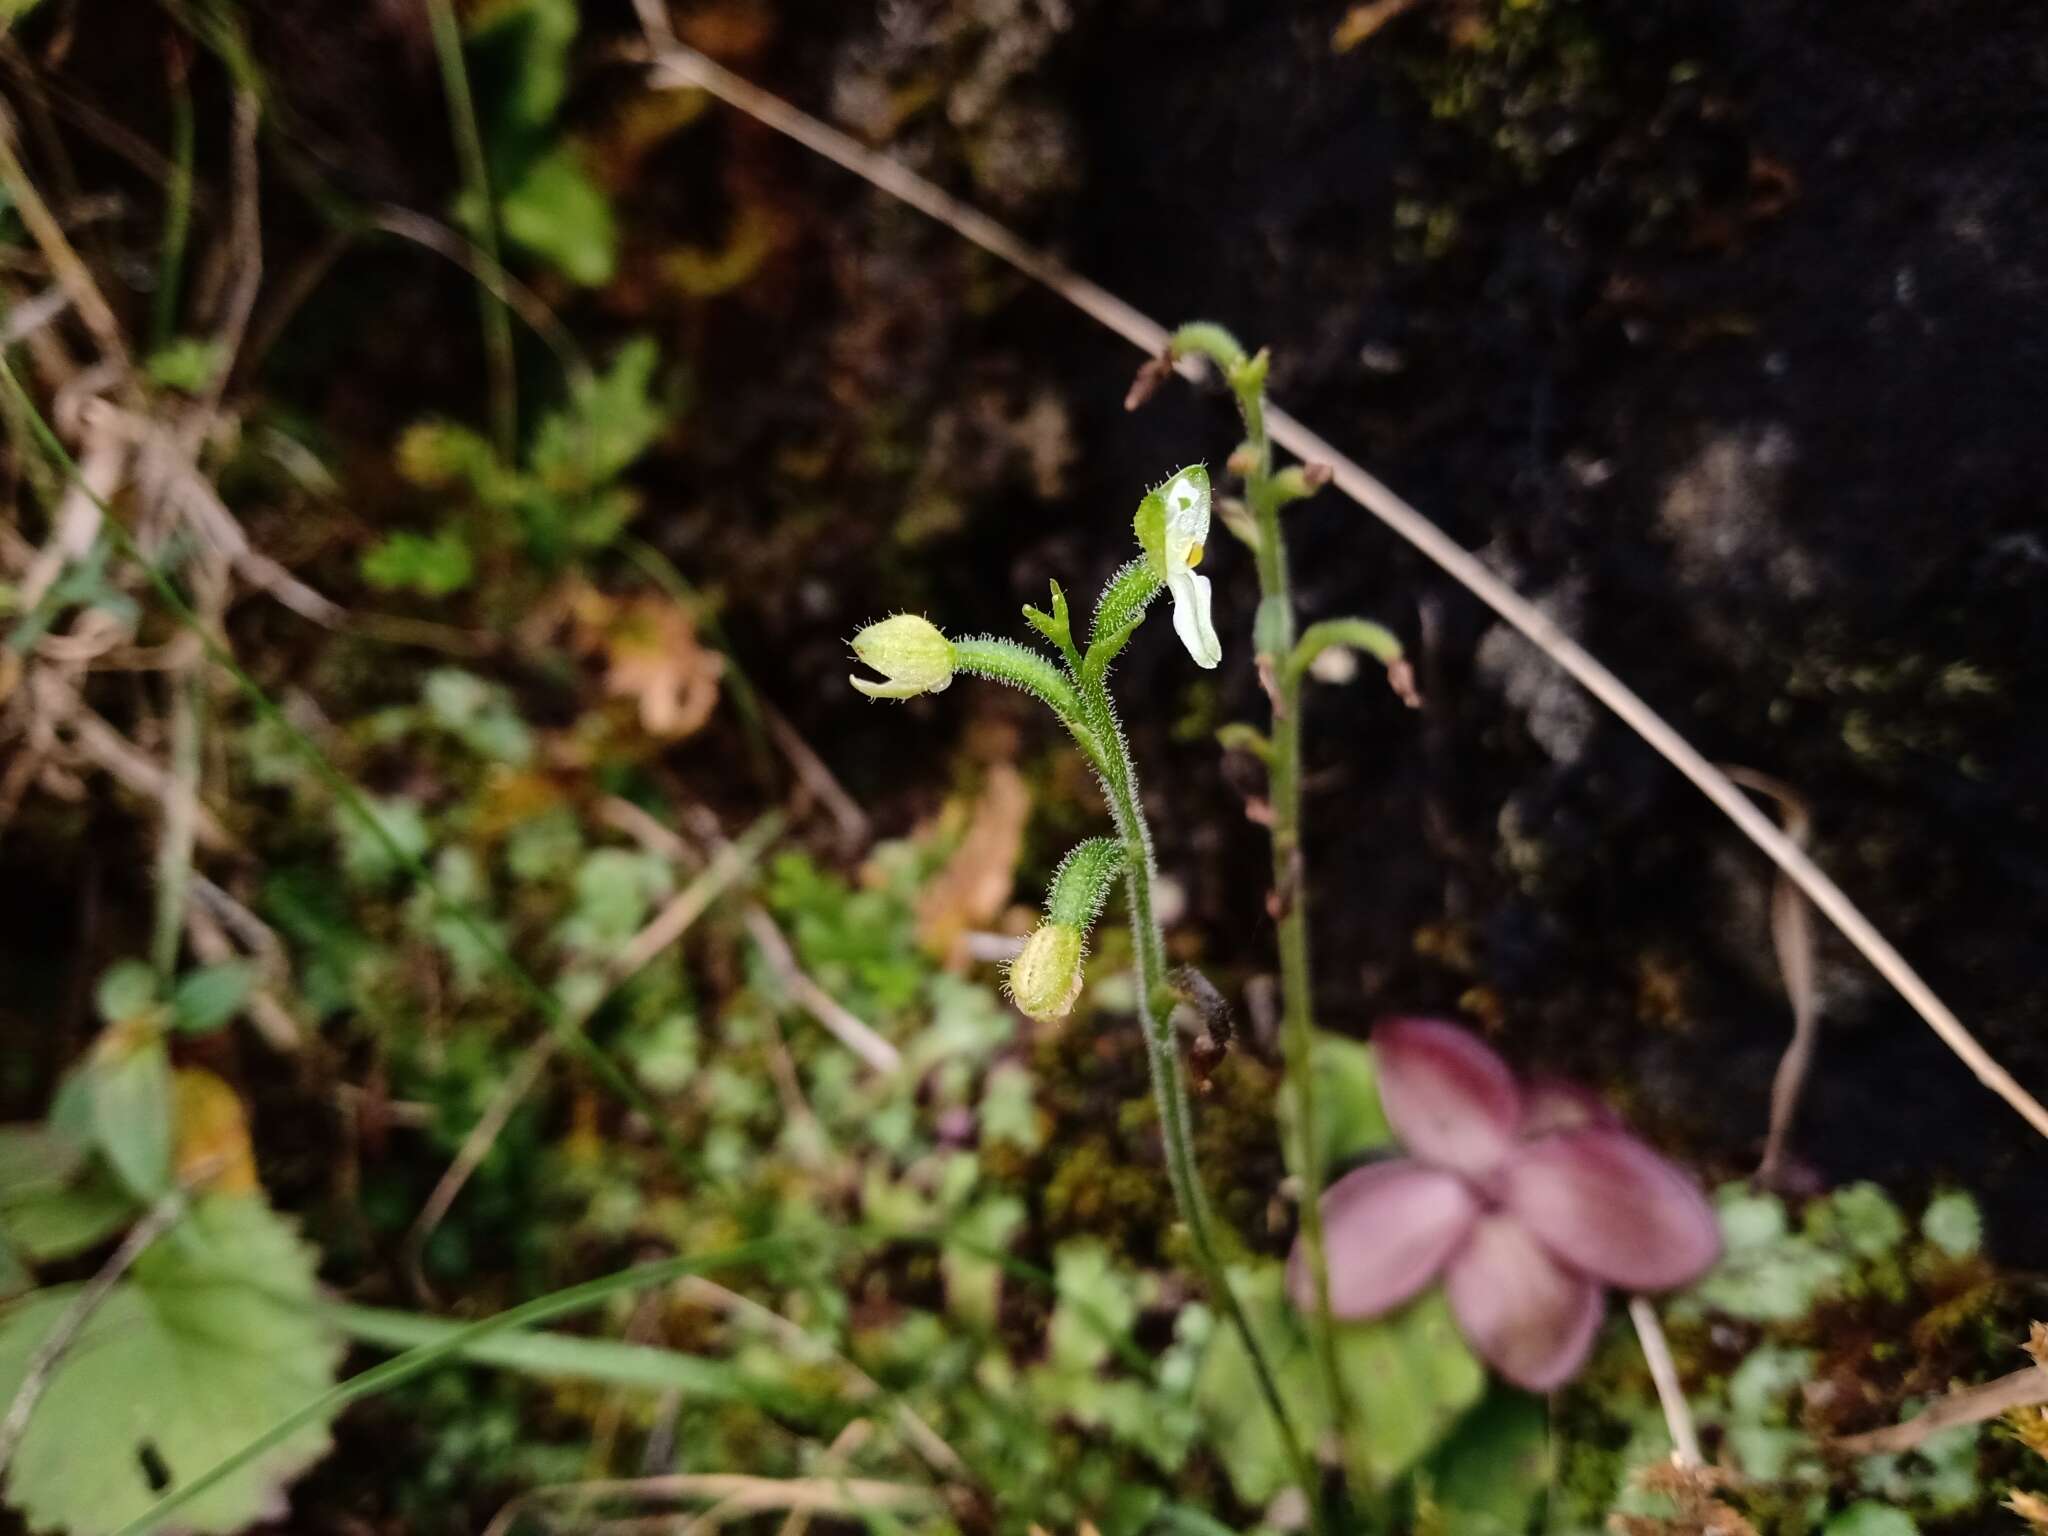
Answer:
90 1035 172 1201
95 960 160 1025
359 529 474 597
1280 1033 1393 1184
0 1123 85 1198
1047 1240 1138 1375
500 144 616 286
0 1194 344 1536
1815 1182 1907 1259
530 337 665 491
144 337 228 394
1682 1186 1848 1323
1194 1262 1482 1505
1918 1191 1981 1258
171 963 256 1035
1823 1502 1919 1536
335 796 431 887
942 1195 1024 1331
1422 1389 1550 1536
0 1160 134 1263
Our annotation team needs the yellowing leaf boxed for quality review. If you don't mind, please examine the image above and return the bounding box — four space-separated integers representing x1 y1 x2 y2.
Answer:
572 589 725 740
172 1070 260 1197
1332 0 1422 51
915 762 1031 965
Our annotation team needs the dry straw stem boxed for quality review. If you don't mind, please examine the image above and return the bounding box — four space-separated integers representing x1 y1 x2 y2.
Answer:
1628 1295 1702 1469
481 1474 944 1536
1833 1362 2048 1456
633 27 2048 1143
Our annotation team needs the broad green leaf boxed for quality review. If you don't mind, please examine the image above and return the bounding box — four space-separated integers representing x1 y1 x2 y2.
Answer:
0 1163 134 1262
0 1194 343 1536
500 144 616 286
1336 1287 1486 1486
0 1124 85 1198
90 1034 172 1201
1423 1389 1550 1536
1279 1033 1392 1183
1194 1261 1482 1505
171 963 256 1036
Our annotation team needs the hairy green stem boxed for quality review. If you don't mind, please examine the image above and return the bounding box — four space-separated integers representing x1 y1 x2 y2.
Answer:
1068 671 1322 1524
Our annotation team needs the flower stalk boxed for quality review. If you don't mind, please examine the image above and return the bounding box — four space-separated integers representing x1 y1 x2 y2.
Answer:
853 523 1322 1524
1171 320 1353 1452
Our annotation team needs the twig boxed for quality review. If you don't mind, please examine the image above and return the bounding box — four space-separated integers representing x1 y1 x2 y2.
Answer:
632 30 2048 1145
0 118 132 377
775 1420 871 1536
1629 1295 1702 1469
1726 766 1819 1187
1833 1363 2048 1456
742 905 899 1074
406 813 784 1296
763 704 869 857
482 1472 942 1536
0 1181 190 1472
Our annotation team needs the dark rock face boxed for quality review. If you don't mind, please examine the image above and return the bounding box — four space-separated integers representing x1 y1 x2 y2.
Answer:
751 0 2048 1245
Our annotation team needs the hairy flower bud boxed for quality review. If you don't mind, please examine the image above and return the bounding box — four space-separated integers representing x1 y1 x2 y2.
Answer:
1006 922 1085 1023
849 615 954 699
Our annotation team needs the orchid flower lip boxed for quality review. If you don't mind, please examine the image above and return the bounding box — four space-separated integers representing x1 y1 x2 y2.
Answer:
1157 466 1220 670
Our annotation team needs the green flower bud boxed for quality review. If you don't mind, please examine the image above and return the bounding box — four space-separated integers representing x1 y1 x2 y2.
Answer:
1006 922 1085 1023
850 614 954 700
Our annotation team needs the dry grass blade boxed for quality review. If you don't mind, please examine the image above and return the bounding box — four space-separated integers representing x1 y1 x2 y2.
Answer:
481 1473 944 1536
1725 766 1818 1186
630 28 2048 1144
1628 1295 1702 1469
1834 1361 2048 1456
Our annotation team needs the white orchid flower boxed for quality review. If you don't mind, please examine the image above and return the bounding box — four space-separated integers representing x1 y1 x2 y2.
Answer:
1158 466 1220 669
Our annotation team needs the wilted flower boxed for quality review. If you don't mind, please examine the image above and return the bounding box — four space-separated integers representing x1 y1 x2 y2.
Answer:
1288 1018 1721 1390
1137 466 1220 671
849 614 953 699
1006 921 1085 1022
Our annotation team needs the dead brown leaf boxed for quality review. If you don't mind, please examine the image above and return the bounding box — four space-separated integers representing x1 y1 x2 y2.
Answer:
573 588 725 741
915 762 1031 967
1333 0 1423 52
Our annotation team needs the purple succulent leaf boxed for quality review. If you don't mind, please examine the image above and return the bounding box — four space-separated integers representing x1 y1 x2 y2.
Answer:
1290 1159 1479 1319
1444 1211 1606 1391
1518 1075 1621 1139
1501 1127 1723 1291
1373 1018 1523 1177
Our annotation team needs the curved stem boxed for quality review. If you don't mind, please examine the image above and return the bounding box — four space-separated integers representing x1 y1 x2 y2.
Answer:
1068 675 1322 1526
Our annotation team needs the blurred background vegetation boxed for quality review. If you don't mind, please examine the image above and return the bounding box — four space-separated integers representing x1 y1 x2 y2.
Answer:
1 1 2047 1533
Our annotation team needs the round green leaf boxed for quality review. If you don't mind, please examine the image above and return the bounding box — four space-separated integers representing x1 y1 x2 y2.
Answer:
0 1195 343 1536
